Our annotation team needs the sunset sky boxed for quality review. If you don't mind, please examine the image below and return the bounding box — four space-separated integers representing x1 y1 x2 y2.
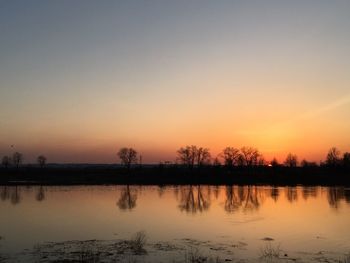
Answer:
1 1 350 163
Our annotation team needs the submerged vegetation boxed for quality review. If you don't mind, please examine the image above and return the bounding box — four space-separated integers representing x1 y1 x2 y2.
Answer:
259 243 282 261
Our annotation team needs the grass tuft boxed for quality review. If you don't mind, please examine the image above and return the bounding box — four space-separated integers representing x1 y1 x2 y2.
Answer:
129 231 147 255
259 242 281 260
184 247 223 263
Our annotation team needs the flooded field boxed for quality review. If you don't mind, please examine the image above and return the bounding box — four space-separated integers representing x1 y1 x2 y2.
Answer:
0 185 349 262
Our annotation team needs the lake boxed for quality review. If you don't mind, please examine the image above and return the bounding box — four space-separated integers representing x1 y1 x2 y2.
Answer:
0 185 349 262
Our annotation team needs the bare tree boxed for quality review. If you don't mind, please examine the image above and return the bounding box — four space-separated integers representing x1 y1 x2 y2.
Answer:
195 147 211 167
177 145 196 169
221 147 240 168
212 157 221 167
2 156 11 168
117 147 138 169
177 145 211 168
270 157 279 167
284 153 298 167
326 147 341 166
37 155 47 168
12 152 23 168
240 147 260 166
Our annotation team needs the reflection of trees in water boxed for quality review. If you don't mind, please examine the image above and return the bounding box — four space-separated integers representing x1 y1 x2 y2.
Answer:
224 186 262 213
117 185 137 210
10 186 21 205
36 186 45 202
0 186 22 205
270 187 279 202
213 186 220 200
173 185 179 200
302 186 318 200
327 187 350 209
1 186 10 201
1 186 46 204
157 185 166 197
285 187 298 203
178 185 210 213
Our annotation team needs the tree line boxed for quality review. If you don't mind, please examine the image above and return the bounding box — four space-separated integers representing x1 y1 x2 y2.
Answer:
1 152 46 169
116 146 350 169
2 146 350 169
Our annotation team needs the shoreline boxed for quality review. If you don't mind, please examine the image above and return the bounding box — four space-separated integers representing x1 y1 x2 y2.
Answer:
0 166 349 186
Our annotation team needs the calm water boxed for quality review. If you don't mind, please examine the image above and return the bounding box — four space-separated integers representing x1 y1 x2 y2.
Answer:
0 185 349 262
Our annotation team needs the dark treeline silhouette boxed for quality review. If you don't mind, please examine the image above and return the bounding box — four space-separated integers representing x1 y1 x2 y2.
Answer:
1 152 48 169
0 146 350 186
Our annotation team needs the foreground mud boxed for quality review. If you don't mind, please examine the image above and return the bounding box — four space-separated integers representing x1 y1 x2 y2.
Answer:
1 236 349 263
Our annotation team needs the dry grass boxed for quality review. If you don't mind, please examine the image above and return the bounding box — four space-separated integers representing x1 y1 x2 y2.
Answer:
259 242 281 260
184 247 223 263
77 245 100 263
129 231 147 255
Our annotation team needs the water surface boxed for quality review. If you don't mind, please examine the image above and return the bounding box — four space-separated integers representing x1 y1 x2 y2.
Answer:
0 185 349 262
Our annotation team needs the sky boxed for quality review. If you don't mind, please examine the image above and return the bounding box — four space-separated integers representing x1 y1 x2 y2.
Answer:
0 0 350 164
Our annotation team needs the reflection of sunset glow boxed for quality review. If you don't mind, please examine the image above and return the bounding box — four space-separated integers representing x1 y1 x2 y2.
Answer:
1 185 349 256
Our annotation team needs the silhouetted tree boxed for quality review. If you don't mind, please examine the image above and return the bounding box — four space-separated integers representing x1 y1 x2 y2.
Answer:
342 152 350 168
237 154 245 166
239 147 260 166
37 155 47 168
212 157 221 167
284 153 298 167
1 156 11 168
177 145 210 168
195 147 211 167
177 145 196 169
12 152 23 168
257 156 266 166
117 147 138 169
270 157 279 167
221 147 240 168
326 147 341 166
301 159 318 167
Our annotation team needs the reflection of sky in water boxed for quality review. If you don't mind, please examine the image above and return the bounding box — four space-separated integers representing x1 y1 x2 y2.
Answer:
0 185 349 259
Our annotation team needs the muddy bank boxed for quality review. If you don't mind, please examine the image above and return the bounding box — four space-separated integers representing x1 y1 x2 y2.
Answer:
1 235 349 263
